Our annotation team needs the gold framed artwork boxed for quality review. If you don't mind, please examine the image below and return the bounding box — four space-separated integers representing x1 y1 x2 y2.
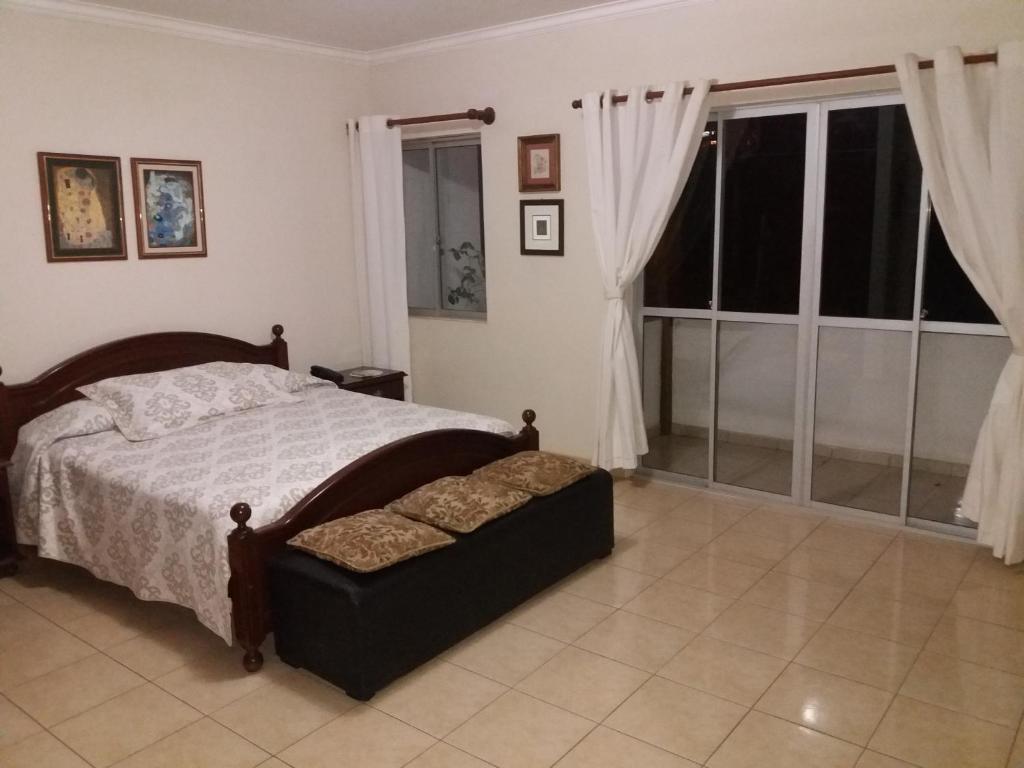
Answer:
37 152 127 262
131 158 207 258
517 134 560 192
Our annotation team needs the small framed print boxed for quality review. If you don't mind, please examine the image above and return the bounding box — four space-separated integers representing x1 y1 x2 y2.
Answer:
520 199 564 256
131 158 207 258
517 134 560 192
37 152 127 262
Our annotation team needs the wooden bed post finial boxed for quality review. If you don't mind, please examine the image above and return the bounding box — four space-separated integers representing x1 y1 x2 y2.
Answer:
520 409 539 450
271 325 284 340
230 502 253 536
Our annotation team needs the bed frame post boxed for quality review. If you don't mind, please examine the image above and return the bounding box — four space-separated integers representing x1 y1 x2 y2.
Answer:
520 409 539 450
227 503 266 672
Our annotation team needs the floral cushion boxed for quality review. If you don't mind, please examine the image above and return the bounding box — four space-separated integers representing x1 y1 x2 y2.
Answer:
287 510 454 573
387 476 532 534
78 362 327 441
473 450 596 496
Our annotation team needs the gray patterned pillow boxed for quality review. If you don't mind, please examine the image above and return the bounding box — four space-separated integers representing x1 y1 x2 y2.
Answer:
78 362 320 441
387 476 532 533
287 510 455 572
473 450 596 496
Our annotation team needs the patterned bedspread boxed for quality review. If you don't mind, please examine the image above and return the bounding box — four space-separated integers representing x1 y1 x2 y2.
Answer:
10 387 514 642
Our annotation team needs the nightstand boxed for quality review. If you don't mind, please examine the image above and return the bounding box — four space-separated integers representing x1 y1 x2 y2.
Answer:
0 460 17 577
310 366 406 402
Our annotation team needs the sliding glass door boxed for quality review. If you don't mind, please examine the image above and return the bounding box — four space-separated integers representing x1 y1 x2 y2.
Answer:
639 93 1008 537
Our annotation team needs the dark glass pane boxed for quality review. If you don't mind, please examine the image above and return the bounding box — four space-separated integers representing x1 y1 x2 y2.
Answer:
719 113 806 314
819 106 921 319
643 122 717 309
922 213 998 324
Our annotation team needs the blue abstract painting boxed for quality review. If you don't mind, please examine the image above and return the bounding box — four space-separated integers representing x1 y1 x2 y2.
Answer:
143 170 197 248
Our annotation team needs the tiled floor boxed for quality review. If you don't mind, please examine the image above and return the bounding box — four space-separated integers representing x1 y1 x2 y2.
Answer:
644 434 975 527
2 478 1024 768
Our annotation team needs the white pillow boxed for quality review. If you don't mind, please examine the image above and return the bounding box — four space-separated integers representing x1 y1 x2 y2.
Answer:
78 362 319 441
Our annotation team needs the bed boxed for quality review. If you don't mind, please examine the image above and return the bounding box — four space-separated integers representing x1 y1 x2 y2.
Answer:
0 325 538 671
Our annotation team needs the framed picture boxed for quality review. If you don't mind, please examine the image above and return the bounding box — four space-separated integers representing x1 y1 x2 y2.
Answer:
37 152 127 262
520 199 564 256
517 134 560 192
131 158 207 258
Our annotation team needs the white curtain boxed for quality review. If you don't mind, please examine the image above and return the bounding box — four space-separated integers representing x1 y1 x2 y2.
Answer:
346 115 412 398
582 81 711 470
896 42 1024 563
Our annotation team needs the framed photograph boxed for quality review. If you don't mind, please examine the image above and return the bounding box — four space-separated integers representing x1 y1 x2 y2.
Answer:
517 134 560 192
37 152 127 262
131 158 207 258
520 199 564 256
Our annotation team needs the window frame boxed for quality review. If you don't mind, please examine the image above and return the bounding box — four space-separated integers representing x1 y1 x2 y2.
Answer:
402 134 487 321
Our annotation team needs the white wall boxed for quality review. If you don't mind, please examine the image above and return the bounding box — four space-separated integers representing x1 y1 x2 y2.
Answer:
0 8 369 382
370 0 1024 459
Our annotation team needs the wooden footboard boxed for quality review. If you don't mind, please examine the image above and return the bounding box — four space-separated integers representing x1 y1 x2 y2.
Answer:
227 410 539 671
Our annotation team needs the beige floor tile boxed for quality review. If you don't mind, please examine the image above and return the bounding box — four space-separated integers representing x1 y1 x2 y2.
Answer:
52 683 201 767
0 730 90 768
62 597 187 650
447 689 593 768
280 705 434 768
111 717 268 768
926 615 1024 675
658 634 786 706
869 695 1014 768
961 557 1024 593
854 560 961 609
154 647 284 714
622 580 734 632
574 611 694 672
554 725 700 768
900 651 1024 728
663 554 766 598
1009 724 1024 768
608 537 696 577
802 521 893 560
0 626 95 691
516 646 647 721
774 545 875 588
706 602 821 660
949 584 1024 631
632 516 722 550
212 668 357 753
0 694 42 749
796 625 918 692
705 530 796 569
877 536 976 577
742 572 849 622
406 742 494 767
605 676 745 763
707 711 861 768
6 652 145 726
828 592 943 648
672 495 753 530
257 760 290 768
613 504 667 537
506 589 615 642
561 563 657 608
614 481 696 514
756 664 891 745
729 507 822 546
0 604 57 653
855 751 919 768
373 660 506 738
105 621 225 679
445 622 564 685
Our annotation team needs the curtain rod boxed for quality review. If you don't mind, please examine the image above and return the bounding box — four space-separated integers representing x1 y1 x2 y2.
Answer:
351 106 495 131
569 53 998 109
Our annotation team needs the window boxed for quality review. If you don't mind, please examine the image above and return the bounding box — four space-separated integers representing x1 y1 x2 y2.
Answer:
402 137 486 316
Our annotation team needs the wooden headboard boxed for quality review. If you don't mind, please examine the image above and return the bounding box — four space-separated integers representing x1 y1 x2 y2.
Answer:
0 325 288 461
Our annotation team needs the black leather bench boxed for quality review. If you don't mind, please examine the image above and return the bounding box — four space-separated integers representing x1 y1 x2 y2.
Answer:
267 469 614 700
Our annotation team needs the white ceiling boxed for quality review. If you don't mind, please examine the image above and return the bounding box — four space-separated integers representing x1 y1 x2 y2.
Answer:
72 0 623 52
